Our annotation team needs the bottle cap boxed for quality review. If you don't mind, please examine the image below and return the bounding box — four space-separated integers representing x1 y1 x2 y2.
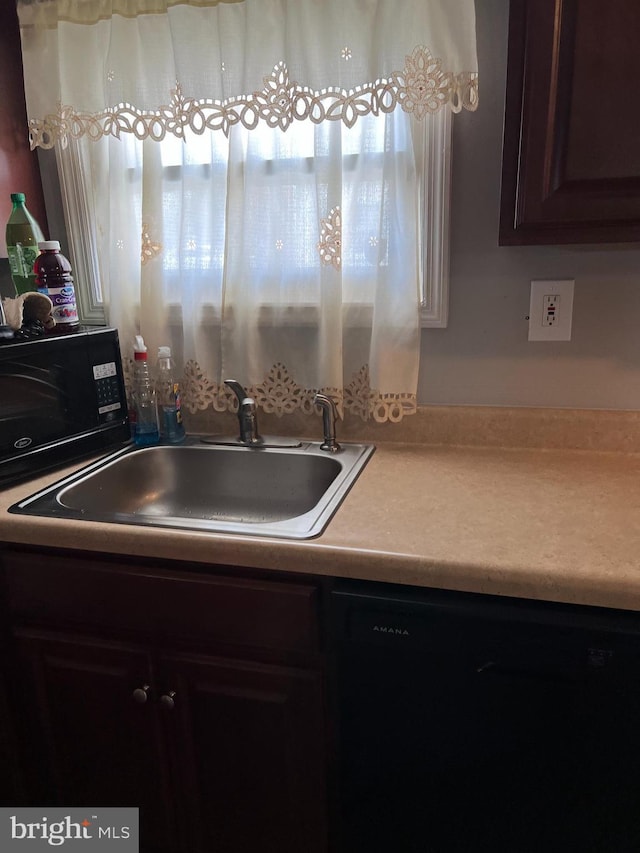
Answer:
10 193 25 202
38 241 61 251
158 346 171 358
134 335 148 360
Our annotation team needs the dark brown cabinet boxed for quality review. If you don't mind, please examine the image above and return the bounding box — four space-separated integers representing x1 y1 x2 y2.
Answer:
499 0 640 245
159 652 325 853
0 654 26 805
0 548 328 853
12 632 177 851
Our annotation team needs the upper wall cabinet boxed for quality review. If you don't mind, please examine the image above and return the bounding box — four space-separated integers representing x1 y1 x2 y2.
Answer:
499 0 640 246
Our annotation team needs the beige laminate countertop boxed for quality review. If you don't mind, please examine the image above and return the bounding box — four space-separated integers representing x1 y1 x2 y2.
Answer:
1 441 640 612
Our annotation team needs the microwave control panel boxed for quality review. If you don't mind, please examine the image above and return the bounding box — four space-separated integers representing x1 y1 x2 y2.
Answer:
93 361 124 420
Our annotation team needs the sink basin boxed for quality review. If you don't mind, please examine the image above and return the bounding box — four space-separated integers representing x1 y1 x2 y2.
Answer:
10 437 374 539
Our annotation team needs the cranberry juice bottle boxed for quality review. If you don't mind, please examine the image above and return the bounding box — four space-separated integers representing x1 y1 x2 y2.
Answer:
34 240 79 333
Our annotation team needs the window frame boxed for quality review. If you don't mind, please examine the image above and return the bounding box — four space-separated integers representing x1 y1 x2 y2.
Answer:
420 106 452 328
53 140 105 325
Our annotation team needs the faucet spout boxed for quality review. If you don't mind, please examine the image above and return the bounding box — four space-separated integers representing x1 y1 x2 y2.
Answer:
314 393 341 452
224 379 263 445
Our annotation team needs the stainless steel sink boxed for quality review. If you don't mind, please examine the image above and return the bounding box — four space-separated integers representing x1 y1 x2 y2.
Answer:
10 437 374 539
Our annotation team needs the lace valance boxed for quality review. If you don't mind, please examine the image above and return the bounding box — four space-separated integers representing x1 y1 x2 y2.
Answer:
18 0 478 149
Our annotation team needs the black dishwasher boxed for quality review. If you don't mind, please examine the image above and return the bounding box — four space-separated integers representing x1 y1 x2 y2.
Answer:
330 581 640 853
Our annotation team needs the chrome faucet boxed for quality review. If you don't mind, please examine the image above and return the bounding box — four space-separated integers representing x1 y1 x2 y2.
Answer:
224 380 263 445
314 393 341 453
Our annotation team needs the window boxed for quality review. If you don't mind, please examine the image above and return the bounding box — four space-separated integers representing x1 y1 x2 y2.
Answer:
55 107 452 329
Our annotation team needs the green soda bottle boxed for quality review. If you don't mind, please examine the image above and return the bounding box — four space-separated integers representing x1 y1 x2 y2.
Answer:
6 192 45 294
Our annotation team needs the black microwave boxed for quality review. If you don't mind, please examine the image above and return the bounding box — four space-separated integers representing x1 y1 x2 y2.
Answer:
0 327 130 488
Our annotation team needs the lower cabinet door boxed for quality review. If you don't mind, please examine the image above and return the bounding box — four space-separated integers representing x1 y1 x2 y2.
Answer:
158 652 328 853
13 630 180 853
0 660 26 805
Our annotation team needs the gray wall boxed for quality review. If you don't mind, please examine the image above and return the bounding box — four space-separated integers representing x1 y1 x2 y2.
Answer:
420 0 640 410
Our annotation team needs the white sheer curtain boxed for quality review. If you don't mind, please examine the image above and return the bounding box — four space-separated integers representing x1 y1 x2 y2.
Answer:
18 0 478 423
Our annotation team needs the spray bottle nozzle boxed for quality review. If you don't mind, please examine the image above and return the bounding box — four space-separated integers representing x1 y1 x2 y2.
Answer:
134 335 148 359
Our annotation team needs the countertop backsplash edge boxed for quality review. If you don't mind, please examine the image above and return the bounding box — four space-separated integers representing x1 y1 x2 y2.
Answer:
184 405 640 454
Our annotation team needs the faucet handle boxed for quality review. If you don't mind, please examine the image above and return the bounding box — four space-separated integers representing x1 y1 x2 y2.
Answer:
314 393 341 453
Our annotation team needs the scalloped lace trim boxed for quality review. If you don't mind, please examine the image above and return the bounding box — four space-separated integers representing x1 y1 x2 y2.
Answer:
29 46 478 149
123 360 416 423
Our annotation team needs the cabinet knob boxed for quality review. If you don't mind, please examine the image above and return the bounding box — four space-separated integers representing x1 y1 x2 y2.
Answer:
159 690 176 710
132 684 151 704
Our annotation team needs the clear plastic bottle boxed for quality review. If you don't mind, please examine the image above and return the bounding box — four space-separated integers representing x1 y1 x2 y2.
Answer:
156 345 186 444
6 192 46 294
34 240 79 333
132 336 159 447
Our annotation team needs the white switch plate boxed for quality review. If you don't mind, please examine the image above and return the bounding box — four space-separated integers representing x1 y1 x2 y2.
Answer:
528 279 574 341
